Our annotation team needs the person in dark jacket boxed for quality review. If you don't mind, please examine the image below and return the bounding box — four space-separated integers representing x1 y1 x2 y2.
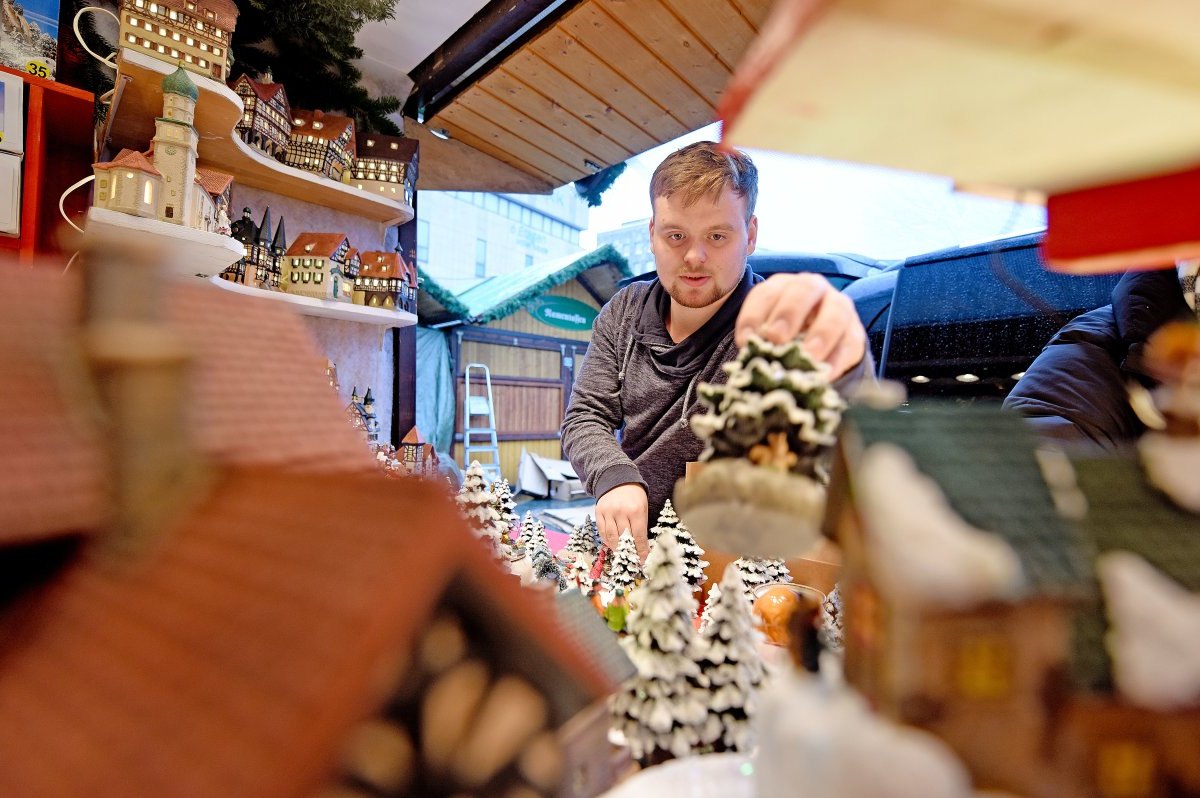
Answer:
1003 267 1191 448
561 142 870 559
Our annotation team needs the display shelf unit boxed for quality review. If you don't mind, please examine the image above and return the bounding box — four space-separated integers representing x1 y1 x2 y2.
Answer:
84 206 244 278
208 276 417 327
0 63 94 264
101 48 414 226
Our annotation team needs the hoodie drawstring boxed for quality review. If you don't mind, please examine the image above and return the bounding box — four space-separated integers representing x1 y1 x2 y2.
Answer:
613 334 636 395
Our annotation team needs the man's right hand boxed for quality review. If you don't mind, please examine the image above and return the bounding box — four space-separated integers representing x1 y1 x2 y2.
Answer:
596 483 649 561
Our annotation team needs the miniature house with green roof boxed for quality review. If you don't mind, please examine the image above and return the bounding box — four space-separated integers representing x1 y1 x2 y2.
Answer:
828 403 1200 798
417 245 630 482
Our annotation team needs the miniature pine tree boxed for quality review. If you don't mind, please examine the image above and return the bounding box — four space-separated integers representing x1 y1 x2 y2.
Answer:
699 582 722 634
532 548 568 591
649 499 683 543
734 557 783 603
456 461 506 556
609 533 707 765
763 559 792 585
609 529 644 592
489 477 518 543
565 515 600 569
694 565 765 753
673 521 708 594
691 335 845 480
520 511 549 555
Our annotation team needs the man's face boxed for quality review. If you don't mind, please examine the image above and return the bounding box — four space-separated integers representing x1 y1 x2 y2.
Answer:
650 187 758 310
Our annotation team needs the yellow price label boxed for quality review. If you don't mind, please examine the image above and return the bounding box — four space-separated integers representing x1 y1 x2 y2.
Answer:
24 60 51 79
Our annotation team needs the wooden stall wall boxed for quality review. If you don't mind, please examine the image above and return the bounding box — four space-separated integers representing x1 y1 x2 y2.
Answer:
451 282 598 486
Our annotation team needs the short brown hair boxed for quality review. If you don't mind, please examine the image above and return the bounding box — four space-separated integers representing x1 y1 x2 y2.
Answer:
649 141 758 220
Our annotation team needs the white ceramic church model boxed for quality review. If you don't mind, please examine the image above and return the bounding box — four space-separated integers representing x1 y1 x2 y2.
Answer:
92 66 233 233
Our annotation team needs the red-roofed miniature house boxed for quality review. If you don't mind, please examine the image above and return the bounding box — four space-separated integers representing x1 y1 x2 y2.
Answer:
400 425 439 475
282 231 351 301
0 253 620 797
352 250 408 310
286 109 356 181
230 71 291 161
92 148 162 218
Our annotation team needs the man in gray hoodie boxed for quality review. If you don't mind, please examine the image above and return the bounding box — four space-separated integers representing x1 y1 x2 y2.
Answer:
561 142 869 560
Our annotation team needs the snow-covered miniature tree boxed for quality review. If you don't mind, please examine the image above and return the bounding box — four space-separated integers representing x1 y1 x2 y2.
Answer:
609 529 644 592
691 335 845 481
489 477 518 543
609 533 706 765
735 557 787 602
456 461 506 556
532 547 569 591
520 511 549 556
649 500 707 592
649 499 683 543
694 564 765 753
820 586 844 652
565 515 601 570
764 559 792 585
699 582 721 634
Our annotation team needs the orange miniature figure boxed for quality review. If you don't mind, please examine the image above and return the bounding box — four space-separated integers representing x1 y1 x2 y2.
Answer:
753 585 803 647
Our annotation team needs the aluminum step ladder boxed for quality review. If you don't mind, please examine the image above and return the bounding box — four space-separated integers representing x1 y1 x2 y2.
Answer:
462 362 502 482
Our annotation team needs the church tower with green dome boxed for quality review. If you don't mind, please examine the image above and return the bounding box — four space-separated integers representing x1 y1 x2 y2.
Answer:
151 66 200 225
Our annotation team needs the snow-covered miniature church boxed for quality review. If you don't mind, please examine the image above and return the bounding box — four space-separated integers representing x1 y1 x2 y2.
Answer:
92 66 232 232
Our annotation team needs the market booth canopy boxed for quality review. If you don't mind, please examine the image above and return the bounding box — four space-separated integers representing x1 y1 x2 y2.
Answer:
718 0 1200 273
357 0 776 193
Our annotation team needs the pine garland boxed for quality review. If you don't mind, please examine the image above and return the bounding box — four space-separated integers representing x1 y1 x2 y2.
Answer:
574 162 628 208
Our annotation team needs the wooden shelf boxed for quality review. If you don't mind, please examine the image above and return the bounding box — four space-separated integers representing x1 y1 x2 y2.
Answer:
84 206 244 278
103 48 414 226
207 276 417 327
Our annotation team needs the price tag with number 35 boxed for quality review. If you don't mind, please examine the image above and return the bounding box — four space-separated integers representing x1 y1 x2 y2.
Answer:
24 60 52 80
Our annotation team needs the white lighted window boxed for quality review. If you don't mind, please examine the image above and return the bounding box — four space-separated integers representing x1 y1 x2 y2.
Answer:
143 181 154 205
149 2 157 11
127 15 137 24
198 59 207 67
199 42 207 51
158 44 167 53
186 36 193 45
158 26 165 34
135 0 144 6
171 49 178 57
127 33 136 43
172 32 180 40
390 142 398 150
311 121 323 130
315 273 323 284
196 20 203 30
212 46 220 56
185 54 193 62
169 10 176 19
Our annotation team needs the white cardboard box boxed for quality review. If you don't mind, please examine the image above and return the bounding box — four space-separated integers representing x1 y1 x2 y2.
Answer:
0 72 24 157
0 153 20 236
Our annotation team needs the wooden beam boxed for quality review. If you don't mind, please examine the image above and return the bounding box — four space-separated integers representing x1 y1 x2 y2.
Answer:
529 26 689 143
658 0 760 72
406 119 555 193
478 66 634 166
433 104 582 185
728 0 777 27
558 3 716 130
502 49 658 154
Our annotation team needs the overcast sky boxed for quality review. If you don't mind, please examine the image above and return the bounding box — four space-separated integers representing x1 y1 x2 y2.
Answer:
582 123 1046 261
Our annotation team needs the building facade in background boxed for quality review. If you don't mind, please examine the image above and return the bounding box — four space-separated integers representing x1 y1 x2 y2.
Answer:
596 217 654 278
416 184 588 293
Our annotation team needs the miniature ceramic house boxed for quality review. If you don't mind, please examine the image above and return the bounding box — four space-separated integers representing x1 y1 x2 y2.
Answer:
221 206 285 288
282 231 350 300
399 426 439 475
92 67 233 233
286 109 355 181
352 250 409 309
0 259 617 797
351 134 418 206
118 0 237 82
829 404 1200 798
230 70 291 161
345 387 379 445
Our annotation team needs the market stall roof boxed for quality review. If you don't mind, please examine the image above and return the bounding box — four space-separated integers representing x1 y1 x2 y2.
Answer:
357 0 776 192
418 244 631 326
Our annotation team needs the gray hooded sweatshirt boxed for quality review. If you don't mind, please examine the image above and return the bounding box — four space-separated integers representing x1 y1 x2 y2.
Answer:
561 266 869 521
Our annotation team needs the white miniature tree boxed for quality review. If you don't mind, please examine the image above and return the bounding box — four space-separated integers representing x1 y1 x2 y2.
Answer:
735 557 786 602
609 529 643 592
520 511 549 556
565 515 600 571
764 559 792 585
456 461 506 556
609 533 706 765
649 499 683 543
695 565 765 753
699 582 722 634
532 547 568 591
489 477 519 543
650 499 707 593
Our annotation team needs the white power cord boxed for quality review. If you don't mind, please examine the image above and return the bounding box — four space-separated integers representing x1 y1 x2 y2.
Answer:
59 173 95 235
73 7 120 71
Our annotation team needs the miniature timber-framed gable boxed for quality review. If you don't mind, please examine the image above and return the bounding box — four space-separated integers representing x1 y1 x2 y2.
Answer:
118 0 237 82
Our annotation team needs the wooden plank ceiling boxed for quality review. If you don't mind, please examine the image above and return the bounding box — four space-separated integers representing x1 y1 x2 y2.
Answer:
423 0 776 191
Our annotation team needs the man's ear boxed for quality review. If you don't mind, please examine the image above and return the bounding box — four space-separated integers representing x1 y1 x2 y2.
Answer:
746 214 759 256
